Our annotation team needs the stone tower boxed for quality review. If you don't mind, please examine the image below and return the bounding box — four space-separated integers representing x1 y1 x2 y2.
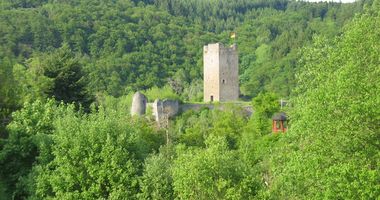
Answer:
203 43 239 102
131 92 147 116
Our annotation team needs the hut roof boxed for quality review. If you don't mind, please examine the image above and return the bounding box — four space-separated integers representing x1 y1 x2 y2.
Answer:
272 112 287 121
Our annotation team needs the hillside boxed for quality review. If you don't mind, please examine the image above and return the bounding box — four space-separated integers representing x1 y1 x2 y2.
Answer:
0 0 364 107
0 0 379 199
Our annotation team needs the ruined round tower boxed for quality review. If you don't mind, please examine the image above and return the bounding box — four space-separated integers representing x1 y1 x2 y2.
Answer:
203 43 239 102
131 92 147 116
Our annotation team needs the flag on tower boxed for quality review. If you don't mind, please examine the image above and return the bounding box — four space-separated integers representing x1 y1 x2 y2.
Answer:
230 32 236 39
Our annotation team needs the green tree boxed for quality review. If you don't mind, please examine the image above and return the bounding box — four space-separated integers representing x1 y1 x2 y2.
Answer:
14 44 92 106
247 92 280 136
0 99 66 199
269 1 380 198
0 57 20 135
38 44 90 104
139 145 175 200
31 107 163 199
172 136 258 199
174 109 212 147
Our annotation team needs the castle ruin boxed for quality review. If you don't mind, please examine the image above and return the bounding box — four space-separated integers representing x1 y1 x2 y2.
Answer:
203 43 239 102
131 43 244 124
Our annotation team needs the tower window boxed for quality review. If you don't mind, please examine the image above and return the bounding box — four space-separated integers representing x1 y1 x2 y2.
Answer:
222 79 225 84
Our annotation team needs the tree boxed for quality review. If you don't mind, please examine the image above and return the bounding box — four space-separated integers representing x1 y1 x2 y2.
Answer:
14 44 92 107
139 145 175 200
0 99 66 199
268 1 380 198
0 57 19 135
37 44 90 104
31 107 163 199
247 92 280 136
172 136 258 199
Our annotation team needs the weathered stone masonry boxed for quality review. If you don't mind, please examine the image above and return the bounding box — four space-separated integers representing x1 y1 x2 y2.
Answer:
203 43 239 102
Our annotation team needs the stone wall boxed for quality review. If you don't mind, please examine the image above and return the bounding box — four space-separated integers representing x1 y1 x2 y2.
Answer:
151 99 179 125
142 99 253 126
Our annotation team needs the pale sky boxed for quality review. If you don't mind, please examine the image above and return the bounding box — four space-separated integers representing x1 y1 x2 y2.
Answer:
301 0 357 3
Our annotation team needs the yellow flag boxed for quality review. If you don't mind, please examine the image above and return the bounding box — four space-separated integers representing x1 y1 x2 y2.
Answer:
230 32 236 39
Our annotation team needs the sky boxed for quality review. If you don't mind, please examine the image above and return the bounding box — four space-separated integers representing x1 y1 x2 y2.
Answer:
302 0 357 3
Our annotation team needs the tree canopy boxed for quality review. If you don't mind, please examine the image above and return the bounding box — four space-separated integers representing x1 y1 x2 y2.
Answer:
0 0 378 199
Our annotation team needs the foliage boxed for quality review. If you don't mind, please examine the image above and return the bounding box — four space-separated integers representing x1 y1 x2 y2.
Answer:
172 109 211 147
268 1 380 199
31 108 161 199
0 0 377 199
182 79 203 102
14 44 92 107
208 105 247 149
0 99 164 199
95 92 135 113
0 99 69 199
0 0 364 107
139 145 175 200
248 92 280 135
173 105 247 148
172 136 257 200
144 86 180 102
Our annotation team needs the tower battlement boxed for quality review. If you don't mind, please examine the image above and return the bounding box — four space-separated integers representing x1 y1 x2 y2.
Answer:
203 43 239 102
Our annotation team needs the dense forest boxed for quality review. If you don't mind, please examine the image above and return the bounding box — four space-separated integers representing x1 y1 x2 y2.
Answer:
0 0 379 199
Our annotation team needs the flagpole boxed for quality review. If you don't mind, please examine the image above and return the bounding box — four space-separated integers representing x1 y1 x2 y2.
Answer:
234 30 236 44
